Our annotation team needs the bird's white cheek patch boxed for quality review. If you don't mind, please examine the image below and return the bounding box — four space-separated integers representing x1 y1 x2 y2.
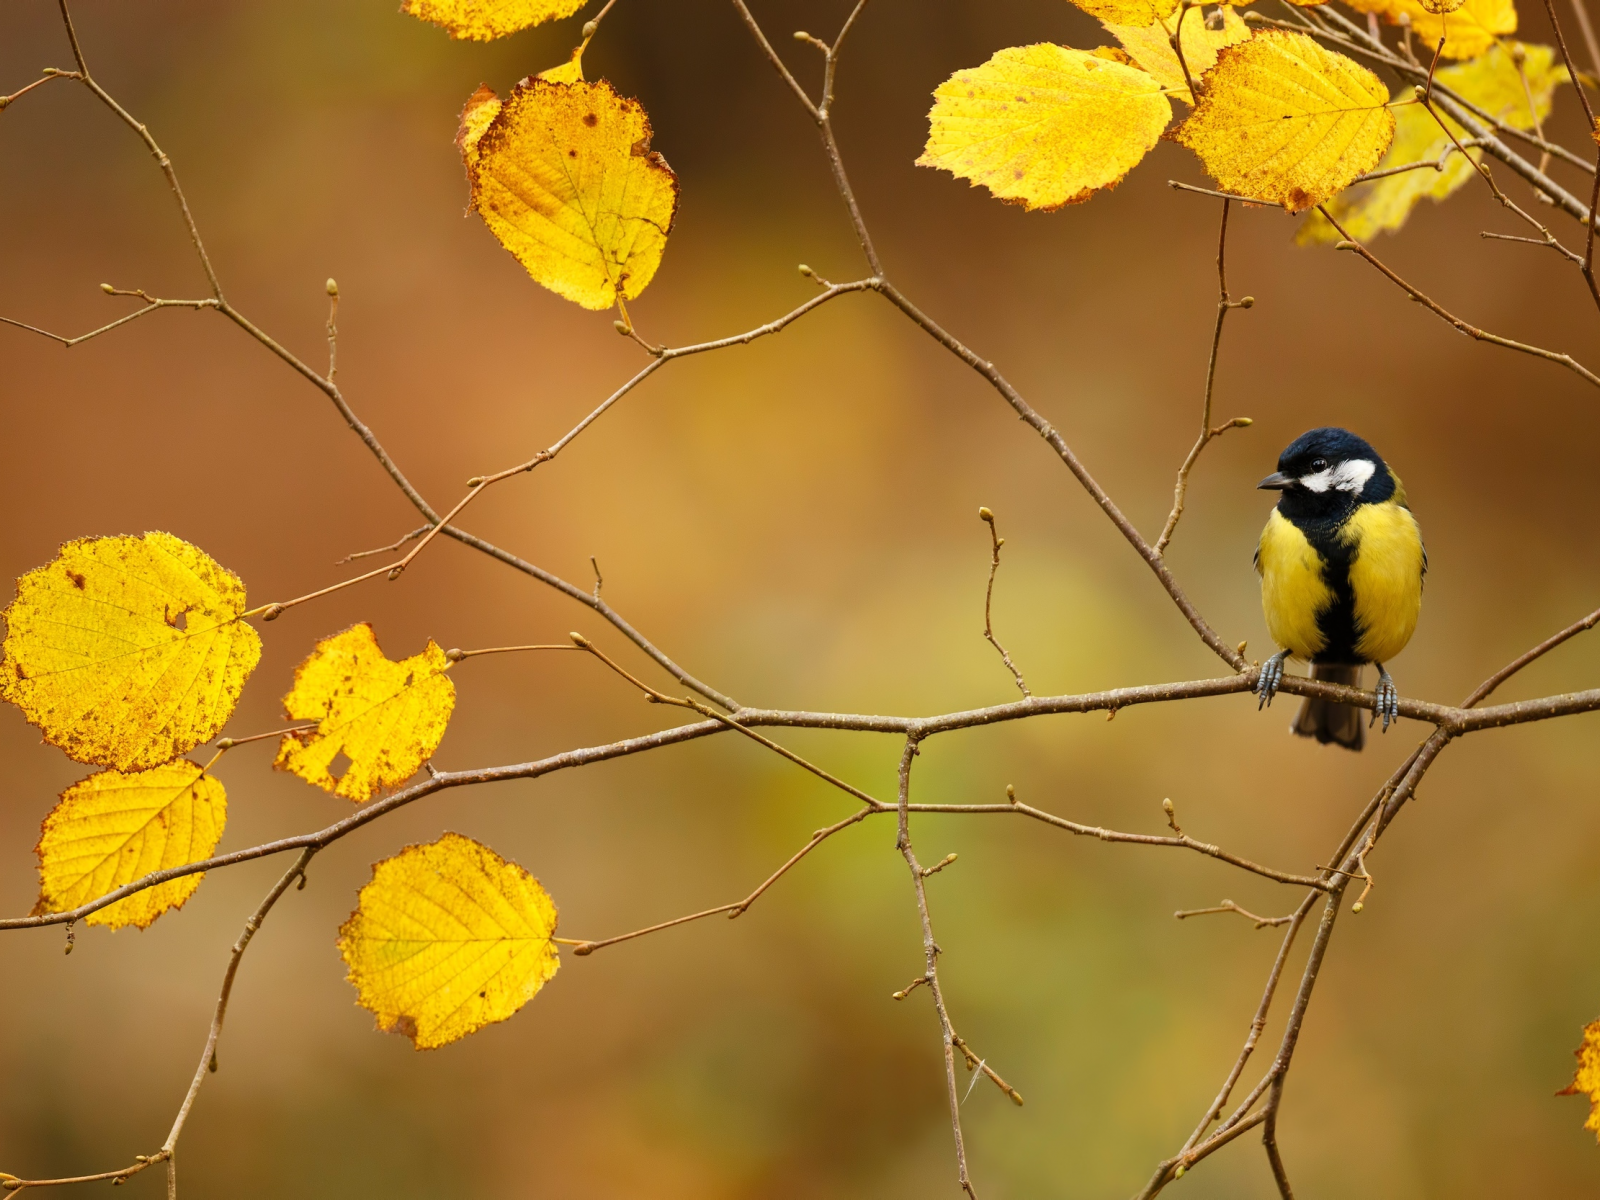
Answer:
1331 459 1376 493
1298 468 1333 493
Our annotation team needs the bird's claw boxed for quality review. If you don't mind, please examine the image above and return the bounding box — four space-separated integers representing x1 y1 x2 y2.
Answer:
1257 651 1288 710
1372 666 1399 732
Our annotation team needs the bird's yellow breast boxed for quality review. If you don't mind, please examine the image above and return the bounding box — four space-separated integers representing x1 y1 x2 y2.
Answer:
1257 509 1331 660
1341 500 1424 664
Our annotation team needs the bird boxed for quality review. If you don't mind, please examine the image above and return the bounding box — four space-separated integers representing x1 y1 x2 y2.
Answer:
1253 427 1426 750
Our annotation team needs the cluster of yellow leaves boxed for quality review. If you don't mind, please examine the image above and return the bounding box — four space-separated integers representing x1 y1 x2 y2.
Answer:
922 0 1551 220
1302 43 1566 243
1562 1019 1600 1140
920 23 1395 214
459 76 678 310
338 833 561 1049
401 0 587 41
0 534 255 929
2 531 564 1045
1345 0 1516 59
275 623 456 803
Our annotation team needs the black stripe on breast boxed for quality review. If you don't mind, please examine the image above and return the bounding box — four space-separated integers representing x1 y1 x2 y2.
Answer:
1278 503 1363 664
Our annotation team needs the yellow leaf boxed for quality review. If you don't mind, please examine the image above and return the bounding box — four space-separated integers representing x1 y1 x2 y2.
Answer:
1172 31 1396 212
456 85 502 172
1560 1018 1600 1141
275 623 455 803
1067 0 1179 27
917 44 1172 210
1300 43 1565 242
1344 0 1516 58
401 0 587 41
460 79 678 311
0 533 262 772
36 761 225 931
1106 7 1251 105
338 832 560 1049
538 44 586 83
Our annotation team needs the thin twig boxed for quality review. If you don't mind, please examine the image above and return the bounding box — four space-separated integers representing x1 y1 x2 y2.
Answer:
1157 199 1253 556
1319 207 1600 389
568 807 875 955
1175 899 1294 928
161 850 314 1155
976 508 1030 696
894 740 977 1198
0 295 217 347
1461 604 1600 707
952 1035 1024 1106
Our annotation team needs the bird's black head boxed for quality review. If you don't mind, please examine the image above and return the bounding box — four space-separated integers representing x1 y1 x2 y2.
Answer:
1258 427 1395 517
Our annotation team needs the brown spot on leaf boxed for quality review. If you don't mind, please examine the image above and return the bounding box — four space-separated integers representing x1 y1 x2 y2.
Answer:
66 571 86 590
583 112 598 126
392 1014 419 1043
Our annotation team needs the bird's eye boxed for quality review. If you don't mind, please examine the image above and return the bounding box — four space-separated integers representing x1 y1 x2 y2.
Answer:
1310 458 1329 472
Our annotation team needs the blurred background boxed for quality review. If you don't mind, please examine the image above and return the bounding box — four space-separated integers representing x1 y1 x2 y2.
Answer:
2 0 1600 1195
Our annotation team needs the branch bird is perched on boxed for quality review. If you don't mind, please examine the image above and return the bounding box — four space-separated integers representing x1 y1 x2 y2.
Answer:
1254 427 1426 750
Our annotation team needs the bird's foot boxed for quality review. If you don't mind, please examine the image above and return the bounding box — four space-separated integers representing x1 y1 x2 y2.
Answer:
1257 651 1289 710
1372 664 1399 732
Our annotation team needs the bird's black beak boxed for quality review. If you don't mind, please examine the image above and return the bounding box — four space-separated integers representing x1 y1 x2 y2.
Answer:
1257 471 1294 491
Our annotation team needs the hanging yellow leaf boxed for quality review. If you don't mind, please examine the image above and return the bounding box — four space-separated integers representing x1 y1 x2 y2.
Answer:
275 623 455 803
0 533 262 772
1172 31 1396 212
1067 0 1180 27
1560 1017 1600 1141
917 44 1172 210
1343 0 1516 58
459 79 678 311
1300 43 1566 243
401 0 588 41
338 832 561 1050
35 761 225 931
1106 8 1251 105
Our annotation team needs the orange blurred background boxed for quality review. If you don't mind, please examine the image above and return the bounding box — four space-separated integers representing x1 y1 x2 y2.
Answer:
3 0 1600 1195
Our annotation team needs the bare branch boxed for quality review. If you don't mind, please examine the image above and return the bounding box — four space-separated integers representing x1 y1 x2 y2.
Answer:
568 806 875 955
894 740 978 1198
1461 604 1600 707
1157 199 1254 556
161 850 314 1155
1319 207 1600 389
976 508 1030 696
1174 899 1294 928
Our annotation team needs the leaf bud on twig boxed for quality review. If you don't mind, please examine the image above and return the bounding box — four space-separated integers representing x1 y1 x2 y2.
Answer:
100 282 115 294
1006 784 1017 805
325 278 338 297
582 19 597 37
978 506 995 522
798 263 814 277
569 631 591 648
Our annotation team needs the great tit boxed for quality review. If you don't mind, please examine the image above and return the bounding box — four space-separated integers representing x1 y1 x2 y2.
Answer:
1253 427 1426 750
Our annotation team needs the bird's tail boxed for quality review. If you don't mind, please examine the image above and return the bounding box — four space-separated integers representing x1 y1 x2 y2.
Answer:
1293 663 1364 751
